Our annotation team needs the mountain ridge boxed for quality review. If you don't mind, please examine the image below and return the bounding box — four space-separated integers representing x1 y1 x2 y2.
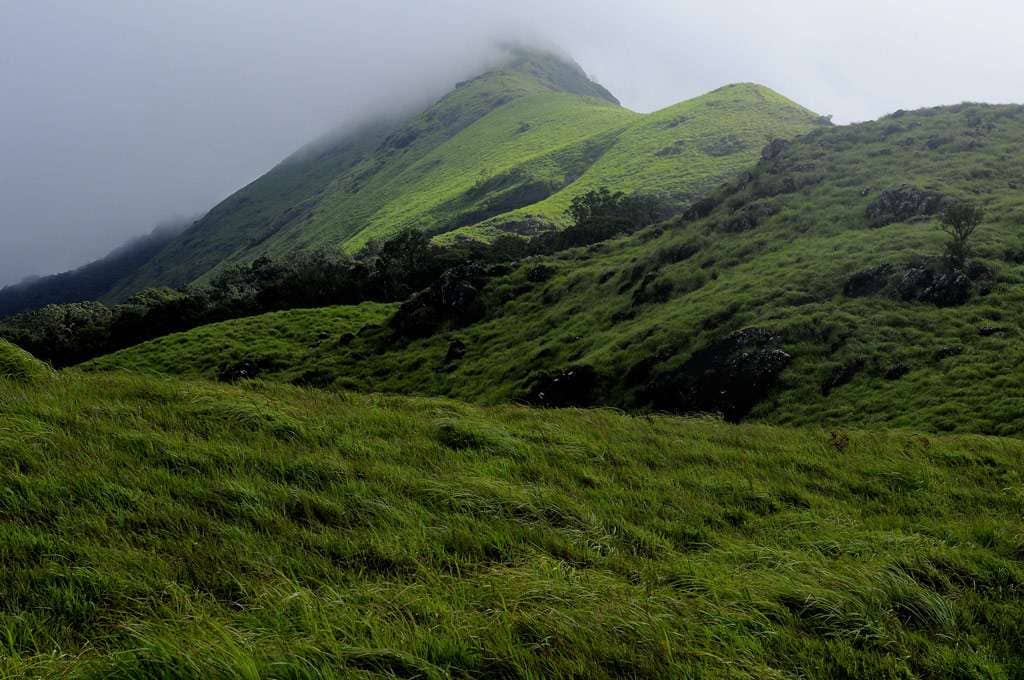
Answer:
0 47 820 312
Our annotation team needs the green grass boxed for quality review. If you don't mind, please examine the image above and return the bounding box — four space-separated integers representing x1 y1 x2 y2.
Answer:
86 303 395 383
108 50 820 296
0 339 52 384
2 366 1023 677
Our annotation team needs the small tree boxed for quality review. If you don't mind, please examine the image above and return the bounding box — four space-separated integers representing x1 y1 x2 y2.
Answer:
565 188 666 242
940 201 985 269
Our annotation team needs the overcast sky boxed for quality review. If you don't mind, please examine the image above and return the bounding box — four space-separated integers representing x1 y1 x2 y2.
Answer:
2 0 1021 285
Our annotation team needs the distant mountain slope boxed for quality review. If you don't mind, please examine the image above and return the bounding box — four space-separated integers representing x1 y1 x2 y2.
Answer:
104 118 398 300
0 219 187 318
90 102 1024 436
101 47 821 297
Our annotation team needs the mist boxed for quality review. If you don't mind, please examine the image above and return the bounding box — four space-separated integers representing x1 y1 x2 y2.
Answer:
2 0 1022 286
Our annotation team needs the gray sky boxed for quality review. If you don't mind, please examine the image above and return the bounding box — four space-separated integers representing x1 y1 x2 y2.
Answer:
2 0 1022 285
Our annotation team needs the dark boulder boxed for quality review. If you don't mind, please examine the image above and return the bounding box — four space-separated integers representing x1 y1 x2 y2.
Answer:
846 260 974 307
844 263 896 298
925 135 953 150
721 201 779 233
645 328 792 422
525 365 598 408
896 267 972 307
978 326 1007 337
445 339 467 362
217 360 262 383
391 265 489 338
884 362 910 380
337 332 355 347
965 261 995 281
866 185 951 227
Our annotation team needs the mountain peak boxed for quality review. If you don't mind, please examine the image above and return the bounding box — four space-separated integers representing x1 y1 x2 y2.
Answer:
480 45 620 105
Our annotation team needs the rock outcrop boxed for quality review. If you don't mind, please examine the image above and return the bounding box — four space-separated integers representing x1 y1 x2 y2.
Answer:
645 328 792 421
866 185 951 227
525 365 598 408
217 360 262 383
844 258 990 308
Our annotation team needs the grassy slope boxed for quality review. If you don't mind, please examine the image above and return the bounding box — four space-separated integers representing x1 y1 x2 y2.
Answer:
91 103 1024 437
302 82 638 254
106 119 397 299
453 83 821 240
2 365 1023 677
110 51 820 296
0 339 53 383
216 78 819 263
89 303 395 383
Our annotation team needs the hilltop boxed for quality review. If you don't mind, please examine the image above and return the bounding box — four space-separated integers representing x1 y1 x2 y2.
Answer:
88 102 1024 436
0 48 822 313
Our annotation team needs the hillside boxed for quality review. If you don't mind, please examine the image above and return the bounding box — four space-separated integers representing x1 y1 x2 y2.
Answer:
89 102 1024 436
85 303 396 385
2 351 1024 676
92 48 820 299
0 220 187 319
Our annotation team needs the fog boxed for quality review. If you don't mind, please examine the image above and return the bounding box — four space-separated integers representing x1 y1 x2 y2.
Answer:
2 0 1021 285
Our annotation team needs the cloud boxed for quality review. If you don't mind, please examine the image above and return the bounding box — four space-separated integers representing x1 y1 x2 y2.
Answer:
1 0 1021 284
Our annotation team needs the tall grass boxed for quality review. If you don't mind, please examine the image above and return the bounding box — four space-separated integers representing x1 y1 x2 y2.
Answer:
1 369 1022 676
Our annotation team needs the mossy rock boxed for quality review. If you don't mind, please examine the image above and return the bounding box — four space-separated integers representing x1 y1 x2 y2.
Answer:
0 340 52 383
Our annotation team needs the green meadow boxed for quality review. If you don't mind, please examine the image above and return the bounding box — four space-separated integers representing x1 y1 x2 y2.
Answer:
3 343 1024 677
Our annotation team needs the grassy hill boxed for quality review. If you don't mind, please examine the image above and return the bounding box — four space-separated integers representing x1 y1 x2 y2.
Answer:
85 303 396 385
89 102 1024 436
101 48 820 297
3 354 1024 676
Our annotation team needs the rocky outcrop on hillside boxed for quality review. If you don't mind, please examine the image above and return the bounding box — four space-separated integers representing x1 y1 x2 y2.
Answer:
865 185 951 227
844 259 991 307
645 328 792 421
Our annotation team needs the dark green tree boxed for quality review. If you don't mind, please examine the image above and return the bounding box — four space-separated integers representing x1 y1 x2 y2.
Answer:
940 201 985 268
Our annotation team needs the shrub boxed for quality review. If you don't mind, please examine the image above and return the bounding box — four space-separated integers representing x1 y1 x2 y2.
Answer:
940 201 985 268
